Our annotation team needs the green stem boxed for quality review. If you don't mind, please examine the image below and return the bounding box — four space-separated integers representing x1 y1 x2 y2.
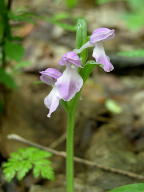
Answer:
0 0 11 68
65 18 87 192
0 0 12 115
66 106 76 192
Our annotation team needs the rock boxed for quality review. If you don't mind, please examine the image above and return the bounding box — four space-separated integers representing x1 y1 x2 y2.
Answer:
83 124 142 191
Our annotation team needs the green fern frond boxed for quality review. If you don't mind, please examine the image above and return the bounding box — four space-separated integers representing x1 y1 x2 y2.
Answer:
2 147 55 182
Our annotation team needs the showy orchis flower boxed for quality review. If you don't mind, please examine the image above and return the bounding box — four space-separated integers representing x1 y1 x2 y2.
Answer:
74 28 115 72
56 51 83 101
40 52 83 117
40 68 62 118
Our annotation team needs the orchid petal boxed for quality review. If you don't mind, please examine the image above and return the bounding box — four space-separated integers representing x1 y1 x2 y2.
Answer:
55 65 83 101
40 68 62 85
44 87 61 117
59 51 81 67
90 28 115 44
92 43 114 72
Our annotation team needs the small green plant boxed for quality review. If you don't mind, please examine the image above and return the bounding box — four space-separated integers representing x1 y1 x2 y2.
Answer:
3 147 55 182
109 183 144 192
105 99 122 114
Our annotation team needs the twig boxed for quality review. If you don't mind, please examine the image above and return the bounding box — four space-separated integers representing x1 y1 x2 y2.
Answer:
49 133 66 148
8 134 144 180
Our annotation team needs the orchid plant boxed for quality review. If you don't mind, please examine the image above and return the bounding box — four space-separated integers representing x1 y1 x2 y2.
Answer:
40 19 115 192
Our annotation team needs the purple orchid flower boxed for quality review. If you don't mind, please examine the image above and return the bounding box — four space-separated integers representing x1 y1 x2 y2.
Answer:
40 68 62 118
74 28 115 72
40 52 83 117
56 51 83 101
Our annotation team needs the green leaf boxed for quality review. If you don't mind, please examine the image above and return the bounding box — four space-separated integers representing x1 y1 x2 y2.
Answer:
4 41 25 62
118 49 144 58
126 0 144 11
51 12 71 21
76 18 88 64
105 99 122 114
8 11 36 23
33 161 55 180
0 68 17 89
41 166 55 180
109 183 144 192
123 11 144 30
76 18 87 48
33 165 41 178
3 167 15 182
65 0 78 8
46 18 76 32
2 147 54 182
17 161 32 180
14 61 32 70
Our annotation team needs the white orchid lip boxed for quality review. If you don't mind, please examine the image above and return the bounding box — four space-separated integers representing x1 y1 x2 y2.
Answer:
44 87 61 118
55 65 83 101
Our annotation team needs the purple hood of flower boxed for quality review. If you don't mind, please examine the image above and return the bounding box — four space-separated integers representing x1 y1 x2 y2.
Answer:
59 51 81 67
90 28 115 44
40 68 62 85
